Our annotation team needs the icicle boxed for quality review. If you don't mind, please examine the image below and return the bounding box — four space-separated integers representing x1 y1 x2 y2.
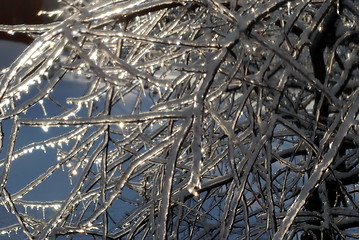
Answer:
4 206 9 213
41 145 46 153
287 2 292 15
42 206 46 219
24 205 28 214
39 99 47 116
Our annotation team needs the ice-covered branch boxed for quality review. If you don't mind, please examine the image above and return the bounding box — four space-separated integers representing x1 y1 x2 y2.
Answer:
0 0 358 239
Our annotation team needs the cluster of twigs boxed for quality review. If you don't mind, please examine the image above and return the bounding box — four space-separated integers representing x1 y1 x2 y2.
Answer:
0 0 359 239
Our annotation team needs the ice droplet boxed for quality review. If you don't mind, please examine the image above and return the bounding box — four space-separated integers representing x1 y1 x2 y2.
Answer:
53 204 61 210
41 125 49 132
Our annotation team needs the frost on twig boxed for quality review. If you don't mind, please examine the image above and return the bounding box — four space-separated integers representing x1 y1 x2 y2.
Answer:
0 0 359 239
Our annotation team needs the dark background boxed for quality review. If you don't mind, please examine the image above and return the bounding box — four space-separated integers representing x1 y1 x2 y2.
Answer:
0 0 55 43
